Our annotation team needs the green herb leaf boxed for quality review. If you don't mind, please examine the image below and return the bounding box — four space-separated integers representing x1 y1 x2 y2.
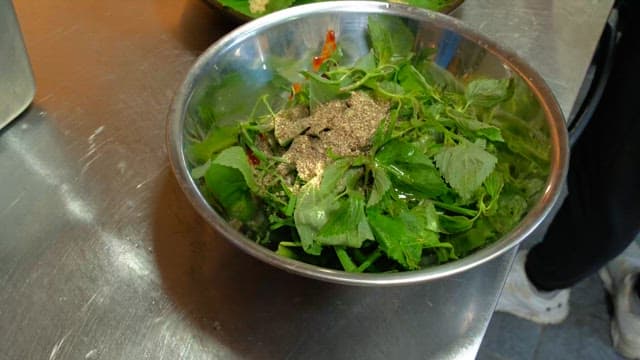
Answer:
303 71 344 110
216 0 253 18
316 191 373 248
186 126 239 165
269 55 310 84
484 170 504 199
276 242 300 260
191 159 211 180
319 158 353 194
434 141 497 200
368 203 447 269
194 70 289 133
488 188 528 233
368 16 415 65
438 214 474 234
353 50 377 72
376 80 405 97
376 140 448 198
489 110 550 164
367 208 423 270
368 165 392 207
449 218 496 256
294 178 338 255
410 201 441 233
203 146 260 222
293 159 355 255
466 78 514 108
447 109 504 142
416 61 465 93
204 163 256 222
212 146 258 191
498 76 543 121
398 64 433 95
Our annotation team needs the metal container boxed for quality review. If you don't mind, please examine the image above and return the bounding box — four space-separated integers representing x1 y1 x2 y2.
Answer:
0 0 35 130
167 1 569 286
204 0 465 23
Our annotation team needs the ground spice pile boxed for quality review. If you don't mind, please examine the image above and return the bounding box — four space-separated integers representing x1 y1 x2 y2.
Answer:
274 91 390 181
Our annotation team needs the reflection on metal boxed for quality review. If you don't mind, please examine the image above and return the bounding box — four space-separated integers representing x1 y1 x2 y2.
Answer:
4 133 96 224
0 0 35 129
435 30 462 68
5 129 151 281
102 232 153 279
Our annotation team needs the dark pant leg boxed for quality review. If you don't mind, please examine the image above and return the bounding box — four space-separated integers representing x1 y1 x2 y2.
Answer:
524 2 640 291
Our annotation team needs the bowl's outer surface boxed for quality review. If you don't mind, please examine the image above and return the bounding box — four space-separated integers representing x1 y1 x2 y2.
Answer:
204 0 466 24
167 1 569 286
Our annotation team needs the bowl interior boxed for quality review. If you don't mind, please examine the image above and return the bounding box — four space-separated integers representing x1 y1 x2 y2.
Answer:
170 2 567 286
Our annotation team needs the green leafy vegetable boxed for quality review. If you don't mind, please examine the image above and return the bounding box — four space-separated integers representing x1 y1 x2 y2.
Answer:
417 61 465 93
376 140 448 198
434 141 498 200
447 109 504 142
466 78 514 108
368 165 392 207
368 208 424 270
187 17 551 273
204 147 258 222
367 16 415 65
293 159 356 254
304 71 344 110
316 190 374 248
187 126 239 165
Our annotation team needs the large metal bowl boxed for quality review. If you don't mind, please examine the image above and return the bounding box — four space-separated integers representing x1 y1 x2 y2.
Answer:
167 1 569 286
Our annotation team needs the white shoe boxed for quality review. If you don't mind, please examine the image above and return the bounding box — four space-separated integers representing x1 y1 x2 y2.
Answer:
495 250 570 324
599 241 640 359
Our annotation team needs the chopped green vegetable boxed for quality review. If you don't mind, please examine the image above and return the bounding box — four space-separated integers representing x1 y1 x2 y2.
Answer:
185 17 551 273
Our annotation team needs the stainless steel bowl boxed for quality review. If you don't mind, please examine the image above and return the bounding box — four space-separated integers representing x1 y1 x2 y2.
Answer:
204 0 465 23
167 1 569 286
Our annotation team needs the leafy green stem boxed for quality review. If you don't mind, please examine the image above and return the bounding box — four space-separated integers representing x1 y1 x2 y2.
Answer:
432 200 478 217
335 246 358 272
339 65 397 92
355 249 383 272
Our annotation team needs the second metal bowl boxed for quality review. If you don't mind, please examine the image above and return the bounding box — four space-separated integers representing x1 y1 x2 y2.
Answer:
205 0 465 23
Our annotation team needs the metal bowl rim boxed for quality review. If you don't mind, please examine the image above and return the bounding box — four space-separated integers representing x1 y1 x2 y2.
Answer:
203 0 466 23
166 1 569 287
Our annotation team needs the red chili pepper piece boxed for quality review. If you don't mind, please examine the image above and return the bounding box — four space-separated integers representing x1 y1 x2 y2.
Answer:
247 149 260 166
312 30 337 71
289 82 302 100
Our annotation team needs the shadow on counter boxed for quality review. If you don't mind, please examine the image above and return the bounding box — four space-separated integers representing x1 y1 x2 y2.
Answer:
156 0 239 55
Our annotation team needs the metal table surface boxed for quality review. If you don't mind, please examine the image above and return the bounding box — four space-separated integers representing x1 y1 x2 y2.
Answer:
0 0 613 359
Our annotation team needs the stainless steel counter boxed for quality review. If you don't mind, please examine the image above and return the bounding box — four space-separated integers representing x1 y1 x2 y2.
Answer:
0 0 613 359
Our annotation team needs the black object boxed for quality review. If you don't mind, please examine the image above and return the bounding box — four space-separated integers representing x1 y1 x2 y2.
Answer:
567 7 619 146
525 1 640 291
